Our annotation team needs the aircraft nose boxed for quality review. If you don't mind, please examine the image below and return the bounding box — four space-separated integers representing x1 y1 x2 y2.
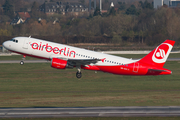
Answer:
3 41 10 49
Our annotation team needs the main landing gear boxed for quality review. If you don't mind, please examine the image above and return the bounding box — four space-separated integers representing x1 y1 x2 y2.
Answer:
76 67 82 79
20 55 26 65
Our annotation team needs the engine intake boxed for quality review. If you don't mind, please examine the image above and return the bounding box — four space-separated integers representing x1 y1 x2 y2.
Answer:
51 58 73 69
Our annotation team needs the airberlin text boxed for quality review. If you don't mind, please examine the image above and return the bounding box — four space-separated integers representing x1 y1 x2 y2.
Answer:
31 42 76 57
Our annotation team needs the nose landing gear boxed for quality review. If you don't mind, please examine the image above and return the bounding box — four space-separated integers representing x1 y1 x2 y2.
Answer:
20 55 26 65
20 61 24 65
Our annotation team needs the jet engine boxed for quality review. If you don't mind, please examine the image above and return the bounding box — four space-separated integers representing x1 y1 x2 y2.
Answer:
51 58 73 69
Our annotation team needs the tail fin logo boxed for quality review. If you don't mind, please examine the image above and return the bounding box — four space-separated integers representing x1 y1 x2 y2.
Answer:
155 49 166 59
152 43 172 63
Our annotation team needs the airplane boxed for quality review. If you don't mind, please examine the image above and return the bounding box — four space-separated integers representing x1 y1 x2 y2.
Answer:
2 37 175 78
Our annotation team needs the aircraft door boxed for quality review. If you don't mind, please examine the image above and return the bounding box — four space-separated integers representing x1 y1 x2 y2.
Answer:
23 39 29 49
133 62 139 73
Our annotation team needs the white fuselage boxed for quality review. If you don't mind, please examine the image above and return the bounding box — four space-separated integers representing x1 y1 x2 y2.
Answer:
3 37 135 66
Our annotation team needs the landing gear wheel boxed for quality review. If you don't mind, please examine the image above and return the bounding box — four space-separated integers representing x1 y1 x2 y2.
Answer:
76 67 82 79
20 55 26 65
20 61 24 65
76 72 82 79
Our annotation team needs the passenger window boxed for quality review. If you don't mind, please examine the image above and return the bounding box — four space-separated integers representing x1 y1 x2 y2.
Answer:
15 40 18 43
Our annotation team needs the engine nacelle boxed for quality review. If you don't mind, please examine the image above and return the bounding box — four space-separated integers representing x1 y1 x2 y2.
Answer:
51 58 73 69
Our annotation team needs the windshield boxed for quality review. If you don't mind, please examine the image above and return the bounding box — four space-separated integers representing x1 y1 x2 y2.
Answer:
10 39 18 43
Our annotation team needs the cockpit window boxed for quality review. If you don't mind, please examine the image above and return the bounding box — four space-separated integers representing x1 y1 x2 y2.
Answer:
10 39 18 43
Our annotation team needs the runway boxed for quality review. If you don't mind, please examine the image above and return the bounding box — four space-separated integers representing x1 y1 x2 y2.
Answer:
0 106 180 118
0 58 180 64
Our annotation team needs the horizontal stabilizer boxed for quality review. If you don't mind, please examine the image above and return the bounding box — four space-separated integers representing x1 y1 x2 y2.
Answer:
148 69 168 72
147 68 172 75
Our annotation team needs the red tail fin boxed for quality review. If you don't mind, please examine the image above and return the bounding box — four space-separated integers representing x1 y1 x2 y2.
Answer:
139 40 175 68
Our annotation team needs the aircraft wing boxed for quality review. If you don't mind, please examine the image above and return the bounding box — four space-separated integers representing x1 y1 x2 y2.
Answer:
52 57 101 66
67 59 101 66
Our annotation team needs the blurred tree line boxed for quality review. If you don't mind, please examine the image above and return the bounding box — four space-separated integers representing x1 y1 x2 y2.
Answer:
0 0 180 46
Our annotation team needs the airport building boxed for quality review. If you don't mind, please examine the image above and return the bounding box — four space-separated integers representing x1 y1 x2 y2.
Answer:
154 0 180 9
154 0 163 9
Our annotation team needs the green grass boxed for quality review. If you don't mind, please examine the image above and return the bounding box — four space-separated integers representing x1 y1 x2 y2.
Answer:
0 60 180 107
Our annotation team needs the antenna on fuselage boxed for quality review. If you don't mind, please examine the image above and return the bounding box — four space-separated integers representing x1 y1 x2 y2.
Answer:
29 35 31 38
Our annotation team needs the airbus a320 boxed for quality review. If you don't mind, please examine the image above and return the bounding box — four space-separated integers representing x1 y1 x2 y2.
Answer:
3 37 175 78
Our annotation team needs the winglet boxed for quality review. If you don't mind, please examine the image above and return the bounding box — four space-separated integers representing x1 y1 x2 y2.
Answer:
139 40 175 68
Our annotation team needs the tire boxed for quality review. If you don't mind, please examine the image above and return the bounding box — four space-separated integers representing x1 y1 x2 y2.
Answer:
20 61 24 65
76 72 82 78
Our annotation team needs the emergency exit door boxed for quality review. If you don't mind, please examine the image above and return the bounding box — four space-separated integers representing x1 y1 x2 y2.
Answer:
133 62 139 73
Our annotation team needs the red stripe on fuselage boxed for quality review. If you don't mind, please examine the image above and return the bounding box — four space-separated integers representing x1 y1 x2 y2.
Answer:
96 63 147 75
94 62 171 75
